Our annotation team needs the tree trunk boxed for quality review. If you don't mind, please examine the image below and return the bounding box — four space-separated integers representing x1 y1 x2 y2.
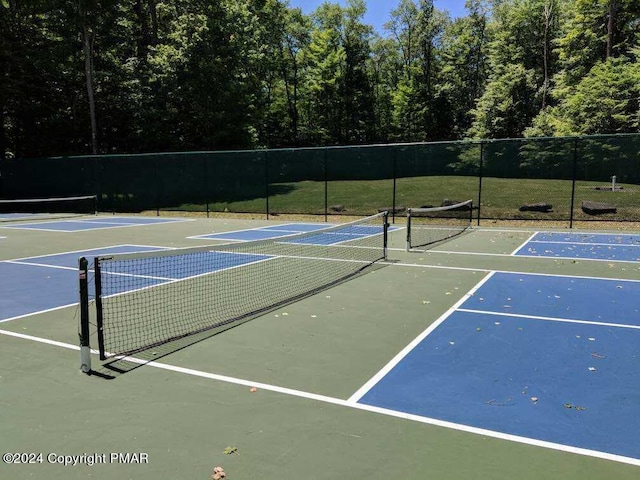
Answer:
541 0 553 109
80 5 98 155
606 0 619 59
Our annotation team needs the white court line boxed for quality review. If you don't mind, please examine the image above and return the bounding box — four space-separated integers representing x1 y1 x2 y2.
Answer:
0 218 194 233
457 308 640 331
188 230 304 241
4 244 172 263
388 261 640 283
0 303 79 324
413 248 640 264
99 255 279 300
536 232 640 239
347 271 497 403
510 231 538 255
4 260 78 272
515 252 640 264
1 327 638 467
186 223 305 239
529 240 640 247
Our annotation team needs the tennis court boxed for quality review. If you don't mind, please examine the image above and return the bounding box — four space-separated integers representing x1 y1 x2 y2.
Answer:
1 211 639 480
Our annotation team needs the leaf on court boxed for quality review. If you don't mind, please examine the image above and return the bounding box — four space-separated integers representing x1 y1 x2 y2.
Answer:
212 466 226 480
591 352 606 359
616 285 623 289
223 447 238 455
588 367 596 372
422 300 431 304
530 397 538 403
449 341 455 345
282 312 288 316
445 292 452 295
588 337 595 341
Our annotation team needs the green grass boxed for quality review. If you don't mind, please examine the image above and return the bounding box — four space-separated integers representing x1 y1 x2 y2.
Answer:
162 176 640 221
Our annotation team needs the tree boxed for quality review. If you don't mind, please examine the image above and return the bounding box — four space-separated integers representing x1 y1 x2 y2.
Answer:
467 0 563 138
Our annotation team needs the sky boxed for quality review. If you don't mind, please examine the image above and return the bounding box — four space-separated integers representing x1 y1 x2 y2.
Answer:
288 0 469 34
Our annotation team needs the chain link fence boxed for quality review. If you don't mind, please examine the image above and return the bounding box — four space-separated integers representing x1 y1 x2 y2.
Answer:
2 134 639 227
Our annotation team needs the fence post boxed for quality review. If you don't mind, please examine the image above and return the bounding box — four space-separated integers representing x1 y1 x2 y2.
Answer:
324 148 328 222
569 138 578 229
264 150 270 220
477 142 484 226
154 155 160 216
203 154 210 218
392 149 397 224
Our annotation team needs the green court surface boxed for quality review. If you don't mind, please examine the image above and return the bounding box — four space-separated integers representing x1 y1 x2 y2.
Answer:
1 215 639 480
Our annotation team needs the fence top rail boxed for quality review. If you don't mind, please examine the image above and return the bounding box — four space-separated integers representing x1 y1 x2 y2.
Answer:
9 133 639 163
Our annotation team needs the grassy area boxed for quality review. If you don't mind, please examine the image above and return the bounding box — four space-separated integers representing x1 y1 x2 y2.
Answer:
159 176 640 222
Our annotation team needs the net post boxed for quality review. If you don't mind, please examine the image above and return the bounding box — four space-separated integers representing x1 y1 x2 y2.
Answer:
406 208 412 252
383 211 389 260
78 257 91 373
94 257 107 361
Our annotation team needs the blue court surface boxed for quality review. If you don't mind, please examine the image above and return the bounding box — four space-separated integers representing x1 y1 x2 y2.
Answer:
99 251 275 297
0 216 192 232
515 232 640 262
1 245 167 321
190 222 398 245
357 271 640 461
0 213 51 221
0 245 276 323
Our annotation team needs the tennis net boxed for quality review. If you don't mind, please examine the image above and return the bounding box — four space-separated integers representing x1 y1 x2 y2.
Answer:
0 195 96 221
79 212 388 367
406 200 473 251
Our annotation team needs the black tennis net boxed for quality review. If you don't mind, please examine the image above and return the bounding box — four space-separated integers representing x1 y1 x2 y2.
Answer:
79 212 388 364
406 200 473 251
0 195 96 221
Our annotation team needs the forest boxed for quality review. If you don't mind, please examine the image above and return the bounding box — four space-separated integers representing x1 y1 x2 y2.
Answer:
1 0 639 159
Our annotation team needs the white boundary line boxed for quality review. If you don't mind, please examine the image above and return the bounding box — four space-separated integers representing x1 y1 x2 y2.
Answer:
347 271 497 403
0 217 194 233
186 223 331 240
3 244 172 263
99 255 279 300
0 303 79 324
388 261 640 283
1 327 638 467
535 231 640 239
457 308 640 331
4 260 79 272
188 229 306 241
410 248 640 264
529 240 640 248
510 231 538 255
